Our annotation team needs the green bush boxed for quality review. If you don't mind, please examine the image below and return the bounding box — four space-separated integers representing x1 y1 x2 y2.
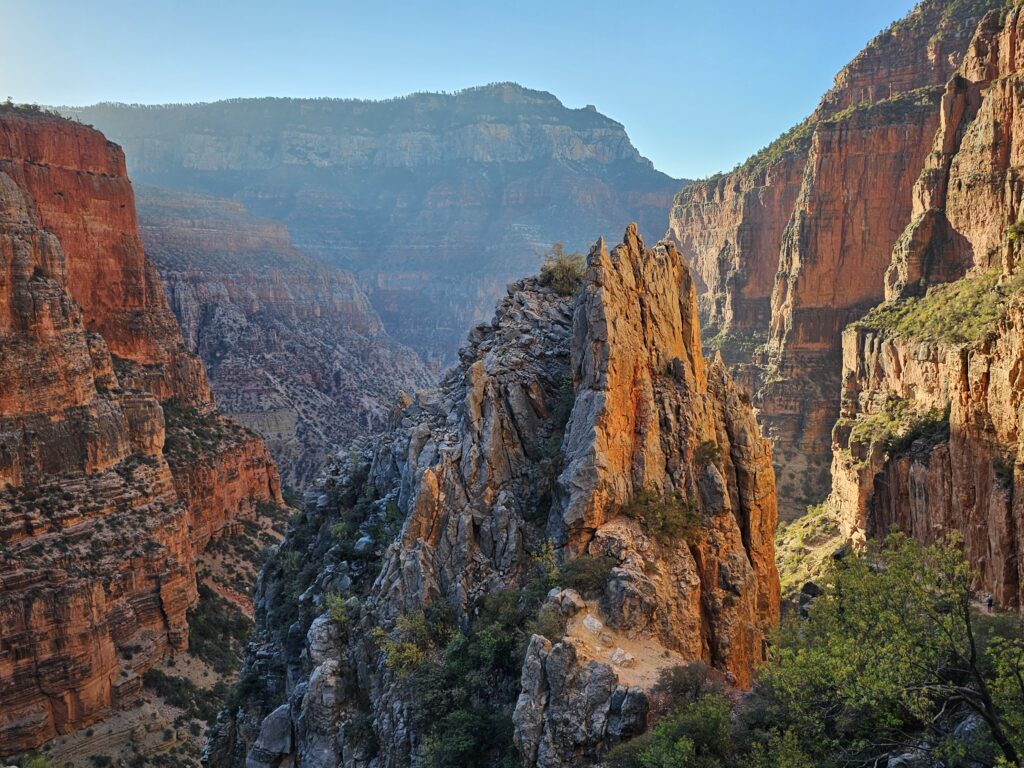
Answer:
559 554 616 598
623 489 700 544
326 592 359 632
538 243 585 296
853 268 1024 346
693 440 722 468
187 583 252 675
605 694 733 768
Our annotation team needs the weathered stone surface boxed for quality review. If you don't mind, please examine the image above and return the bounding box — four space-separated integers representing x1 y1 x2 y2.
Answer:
0 109 285 756
668 0 1001 518
215 226 778 767
66 84 682 367
829 5 1024 609
137 185 432 490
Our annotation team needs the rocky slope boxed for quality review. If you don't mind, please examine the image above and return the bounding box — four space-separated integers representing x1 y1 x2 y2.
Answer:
0 107 286 756
827 4 1024 608
668 0 1003 519
136 185 432 490
65 84 681 367
208 225 778 767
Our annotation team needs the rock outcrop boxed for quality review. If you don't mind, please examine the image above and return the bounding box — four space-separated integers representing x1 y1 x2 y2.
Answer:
668 0 1003 518
136 185 432 490
828 5 1024 608
65 84 681 367
211 226 778 767
0 108 285 755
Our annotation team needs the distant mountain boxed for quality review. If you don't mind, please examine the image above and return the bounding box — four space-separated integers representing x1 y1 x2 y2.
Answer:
65 83 682 365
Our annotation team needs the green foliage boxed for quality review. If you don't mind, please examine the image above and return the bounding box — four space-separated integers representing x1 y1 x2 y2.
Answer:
606 694 734 768
693 440 721 468
623 489 700 544
559 554 616 598
604 537 1024 767
854 268 1024 345
143 668 221 724
846 400 950 462
373 612 432 678
650 662 724 711
187 582 253 675
375 568 560 766
758 535 1024 765
744 729 813 768
538 243 586 296
773 503 842 597
326 592 359 633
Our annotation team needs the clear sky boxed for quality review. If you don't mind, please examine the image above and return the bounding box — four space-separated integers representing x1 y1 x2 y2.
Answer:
2 0 918 179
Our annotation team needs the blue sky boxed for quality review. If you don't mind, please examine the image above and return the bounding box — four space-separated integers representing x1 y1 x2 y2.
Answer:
3 0 918 178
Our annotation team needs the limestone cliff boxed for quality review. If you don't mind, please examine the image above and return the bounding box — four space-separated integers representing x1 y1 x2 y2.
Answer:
65 84 681 367
210 226 778 767
136 185 432 490
828 5 1024 608
0 108 285 756
668 0 1002 518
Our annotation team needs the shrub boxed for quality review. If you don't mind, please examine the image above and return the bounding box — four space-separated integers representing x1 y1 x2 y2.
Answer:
853 268 1024 346
650 662 724 711
538 243 585 296
187 583 252 675
693 440 721 468
326 593 358 630
605 694 733 768
372 612 431 678
559 554 616 598
623 490 700 544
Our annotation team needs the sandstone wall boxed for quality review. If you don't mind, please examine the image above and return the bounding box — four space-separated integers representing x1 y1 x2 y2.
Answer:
668 0 1002 518
211 227 778 767
0 110 284 756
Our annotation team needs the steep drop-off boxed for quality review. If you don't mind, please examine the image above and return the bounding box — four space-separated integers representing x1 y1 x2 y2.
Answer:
669 0 1002 518
65 84 681 366
209 226 778 767
829 5 1024 608
0 108 285 756
136 185 432 490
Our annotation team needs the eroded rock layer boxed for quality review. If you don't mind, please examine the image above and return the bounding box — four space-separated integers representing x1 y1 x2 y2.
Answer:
210 226 778 768
828 5 1024 608
668 0 1001 518
0 109 284 755
65 84 681 367
136 185 433 490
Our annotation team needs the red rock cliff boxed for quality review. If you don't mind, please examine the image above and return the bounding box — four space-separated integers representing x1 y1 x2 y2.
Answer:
134 185 432 490
829 5 1024 608
0 109 284 756
668 0 1000 518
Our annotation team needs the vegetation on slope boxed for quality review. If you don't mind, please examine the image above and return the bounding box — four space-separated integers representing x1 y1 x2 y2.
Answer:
609 535 1024 768
853 268 1024 345
538 243 586 296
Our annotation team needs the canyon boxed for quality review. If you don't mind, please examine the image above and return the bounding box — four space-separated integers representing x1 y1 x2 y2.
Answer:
669 0 1006 519
65 84 681 368
209 226 778 767
7 0 1024 764
135 185 432 490
828 3 1024 608
0 107 286 758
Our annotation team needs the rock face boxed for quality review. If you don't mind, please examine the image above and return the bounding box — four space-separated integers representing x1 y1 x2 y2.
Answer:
668 0 1002 518
828 5 1024 608
135 185 432 490
0 108 285 755
211 226 778 767
65 84 681 367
